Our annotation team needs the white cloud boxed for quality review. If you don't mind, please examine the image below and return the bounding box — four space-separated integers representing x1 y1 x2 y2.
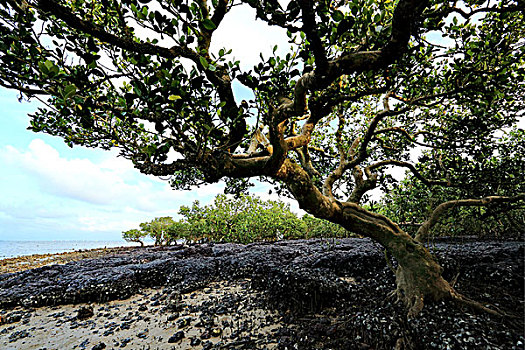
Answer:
0 139 229 238
2 139 173 210
211 4 290 71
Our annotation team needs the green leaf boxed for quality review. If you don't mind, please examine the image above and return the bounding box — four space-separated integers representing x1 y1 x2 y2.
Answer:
199 56 209 70
168 95 182 100
38 61 48 74
44 60 55 71
208 64 216 72
332 10 344 22
63 84 77 99
202 19 216 31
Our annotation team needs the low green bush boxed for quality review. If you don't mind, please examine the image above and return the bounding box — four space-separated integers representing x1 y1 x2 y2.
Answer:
123 194 358 245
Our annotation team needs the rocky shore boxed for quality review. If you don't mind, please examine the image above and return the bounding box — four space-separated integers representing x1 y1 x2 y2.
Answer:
0 238 523 349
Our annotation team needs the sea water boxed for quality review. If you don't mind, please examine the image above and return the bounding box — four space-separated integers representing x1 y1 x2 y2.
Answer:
0 240 142 259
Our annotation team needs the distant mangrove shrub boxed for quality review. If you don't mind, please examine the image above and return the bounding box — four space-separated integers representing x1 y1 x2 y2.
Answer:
301 215 354 239
123 216 176 246
122 194 356 245
177 194 306 243
122 228 146 247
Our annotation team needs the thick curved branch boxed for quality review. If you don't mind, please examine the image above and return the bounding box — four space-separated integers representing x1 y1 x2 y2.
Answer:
263 117 288 175
300 1 328 70
197 0 229 52
284 86 388 154
415 194 525 242
321 106 407 201
210 0 230 25
347 166 378 203
293 0 430 114
275 159 405 242
31 0 199 62
294 146 321 182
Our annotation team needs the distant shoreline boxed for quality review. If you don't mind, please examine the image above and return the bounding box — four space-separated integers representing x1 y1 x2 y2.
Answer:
0 240 148 260
0 245 140 274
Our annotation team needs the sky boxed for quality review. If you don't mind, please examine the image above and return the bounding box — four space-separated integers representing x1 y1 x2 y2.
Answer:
0 4 295 241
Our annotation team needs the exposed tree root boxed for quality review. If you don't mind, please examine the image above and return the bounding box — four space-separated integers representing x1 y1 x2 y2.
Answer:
450 291 513 318
395 265 452 317
394 265 514 318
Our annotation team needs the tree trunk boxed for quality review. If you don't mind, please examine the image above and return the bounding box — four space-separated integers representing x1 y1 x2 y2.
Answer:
385 233 454 316
339 208 455 316
276 160 455 316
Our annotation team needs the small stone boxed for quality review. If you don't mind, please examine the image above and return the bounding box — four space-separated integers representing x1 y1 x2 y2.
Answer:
167 330 185 343
76 306 94 320
200 330 211 339
177 317 191 328
79 339 90 349
202 341 214 350
167 313 178 321
137 330 148 339
91 343 106 350
190 337 201 346
211 328 222 337
120 338 131 347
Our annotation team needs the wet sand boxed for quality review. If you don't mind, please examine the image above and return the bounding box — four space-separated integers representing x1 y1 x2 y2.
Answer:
1 279 281 349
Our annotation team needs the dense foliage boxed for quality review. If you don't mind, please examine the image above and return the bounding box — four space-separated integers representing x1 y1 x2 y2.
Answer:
123 194 355 245
379 178 525 239
177 194 306 243
122 216 176 246
378 128 525 239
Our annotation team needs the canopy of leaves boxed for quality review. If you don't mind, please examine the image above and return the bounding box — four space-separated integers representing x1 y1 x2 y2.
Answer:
122 228 147 246
378 127 525 238
1 0 523 235
139 216 176 245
